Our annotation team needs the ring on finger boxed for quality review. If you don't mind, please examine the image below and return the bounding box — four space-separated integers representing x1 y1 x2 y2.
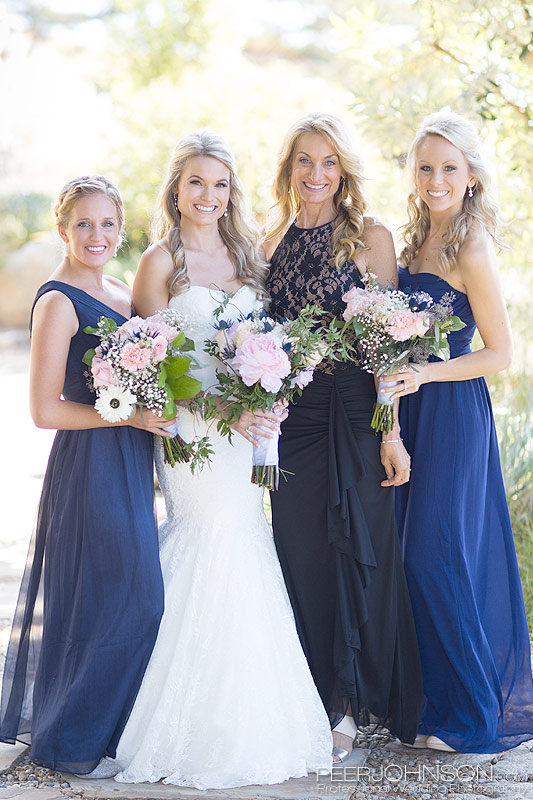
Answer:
246 426 253 434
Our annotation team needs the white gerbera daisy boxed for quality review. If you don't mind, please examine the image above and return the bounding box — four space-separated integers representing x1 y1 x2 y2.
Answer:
95 386 137 423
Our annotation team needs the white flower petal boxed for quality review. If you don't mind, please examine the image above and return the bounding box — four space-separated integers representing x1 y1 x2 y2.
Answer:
95 386 137 423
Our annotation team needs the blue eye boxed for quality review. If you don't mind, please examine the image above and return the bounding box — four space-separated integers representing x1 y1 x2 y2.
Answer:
420 165 431 172
299 157 310 164
325 160 336 167
444 165 456 172
78 221 90 227
103 221 114 227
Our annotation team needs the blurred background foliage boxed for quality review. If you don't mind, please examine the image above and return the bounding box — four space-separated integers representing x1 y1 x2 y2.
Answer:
1 0 532 623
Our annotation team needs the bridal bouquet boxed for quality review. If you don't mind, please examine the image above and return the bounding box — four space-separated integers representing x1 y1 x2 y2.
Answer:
340 274 465 432
82 309 212 471
203 302 333 490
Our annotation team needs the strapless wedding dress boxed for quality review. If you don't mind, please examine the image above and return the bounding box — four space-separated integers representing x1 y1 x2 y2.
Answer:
115 285 332 790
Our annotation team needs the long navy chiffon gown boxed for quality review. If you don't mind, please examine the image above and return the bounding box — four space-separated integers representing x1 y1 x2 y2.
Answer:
395 267 533 753
266 222 424 744
0 281 164 773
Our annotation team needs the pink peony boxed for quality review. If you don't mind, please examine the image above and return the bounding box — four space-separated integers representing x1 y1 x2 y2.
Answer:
120 341 154 371
342 287 376 321
91 356 119 388
232 333 291 393
385 310 430 341
151 334 168 362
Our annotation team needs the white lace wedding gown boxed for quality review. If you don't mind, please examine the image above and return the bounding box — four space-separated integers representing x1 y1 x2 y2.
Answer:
114 286 332 790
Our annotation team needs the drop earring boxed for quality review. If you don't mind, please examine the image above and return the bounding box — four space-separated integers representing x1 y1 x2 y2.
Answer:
468 186 474 198
173 193 179 212
223 208 228 217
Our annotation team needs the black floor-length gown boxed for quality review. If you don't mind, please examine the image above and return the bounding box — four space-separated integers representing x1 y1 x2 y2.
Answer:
266 221 423 743
0 281 164 773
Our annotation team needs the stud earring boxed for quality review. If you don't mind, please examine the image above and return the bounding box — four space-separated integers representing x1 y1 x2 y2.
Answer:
173 193 179 212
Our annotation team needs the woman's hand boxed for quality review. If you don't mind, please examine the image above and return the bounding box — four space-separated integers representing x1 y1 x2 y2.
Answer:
380 439 411 487
232 409 283 447
129 408 178 437
383 365 430 401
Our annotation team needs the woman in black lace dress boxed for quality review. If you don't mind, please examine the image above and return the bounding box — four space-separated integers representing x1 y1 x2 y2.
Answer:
264 113 423 760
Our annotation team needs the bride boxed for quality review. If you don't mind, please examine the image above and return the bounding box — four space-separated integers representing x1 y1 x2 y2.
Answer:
113 130 333 790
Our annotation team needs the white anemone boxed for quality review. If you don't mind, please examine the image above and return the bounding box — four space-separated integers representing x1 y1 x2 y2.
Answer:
95 386 137 423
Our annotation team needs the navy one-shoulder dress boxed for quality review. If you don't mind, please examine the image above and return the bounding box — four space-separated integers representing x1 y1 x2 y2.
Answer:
395 267 533 753
0 281 164 774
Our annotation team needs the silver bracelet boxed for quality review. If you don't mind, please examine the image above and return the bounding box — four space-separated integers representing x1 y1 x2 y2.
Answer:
380 438 402 444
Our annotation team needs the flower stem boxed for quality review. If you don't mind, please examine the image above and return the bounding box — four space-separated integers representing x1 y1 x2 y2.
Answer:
251 464 280 491
163 433 192 466
371 401 395 434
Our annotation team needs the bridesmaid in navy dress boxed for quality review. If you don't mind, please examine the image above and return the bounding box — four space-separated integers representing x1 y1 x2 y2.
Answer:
388 111 533 753
0 177 172 775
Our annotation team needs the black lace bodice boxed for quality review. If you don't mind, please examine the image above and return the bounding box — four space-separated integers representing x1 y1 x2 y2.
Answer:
266 221 364 372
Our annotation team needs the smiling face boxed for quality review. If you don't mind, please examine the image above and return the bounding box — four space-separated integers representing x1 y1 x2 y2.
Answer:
59 194 120 268
177 155 230 227
291 132 343 212
416 134 475 218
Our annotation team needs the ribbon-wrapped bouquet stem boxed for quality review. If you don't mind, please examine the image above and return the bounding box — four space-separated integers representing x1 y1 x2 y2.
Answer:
340 273 465 433
82 309 213 471
203 301 334 490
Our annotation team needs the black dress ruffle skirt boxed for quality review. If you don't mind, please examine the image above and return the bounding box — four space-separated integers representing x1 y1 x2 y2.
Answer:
271 364 423 743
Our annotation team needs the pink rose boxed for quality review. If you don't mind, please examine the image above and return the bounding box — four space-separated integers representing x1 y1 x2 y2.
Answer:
91 356 118 388
232 333 291 393
120 341 154 371
386 310 429 341
151 334 168 362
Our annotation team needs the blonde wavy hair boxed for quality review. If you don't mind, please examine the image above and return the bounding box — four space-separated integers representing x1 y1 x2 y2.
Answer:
151 130 267 297
399 110 505 274
55 175 125 246
265 112 367 269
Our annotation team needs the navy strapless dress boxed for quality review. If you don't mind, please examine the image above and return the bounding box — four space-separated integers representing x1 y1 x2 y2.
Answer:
395 267 533 753
0 281 164 773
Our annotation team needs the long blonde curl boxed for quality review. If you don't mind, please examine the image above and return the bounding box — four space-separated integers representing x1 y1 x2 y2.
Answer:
265 112 367 268
399 110 505 274
151 130 267 297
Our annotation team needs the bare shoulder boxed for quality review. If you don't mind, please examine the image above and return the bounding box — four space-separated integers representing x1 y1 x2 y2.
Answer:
361 216 394 247
138 241 174 278
457 225 497 279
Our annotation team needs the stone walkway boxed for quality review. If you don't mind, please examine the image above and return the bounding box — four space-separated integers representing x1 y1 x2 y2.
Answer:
1 328 533 800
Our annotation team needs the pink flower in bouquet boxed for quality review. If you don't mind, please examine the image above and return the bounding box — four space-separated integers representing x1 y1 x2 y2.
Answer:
146 316 180 342
290 366 314 389
91 356 119 388
341 287 376 321
119 316 144 336
120 341 154 371
232 333 291 393
151 334 168 362
386 309 430 341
